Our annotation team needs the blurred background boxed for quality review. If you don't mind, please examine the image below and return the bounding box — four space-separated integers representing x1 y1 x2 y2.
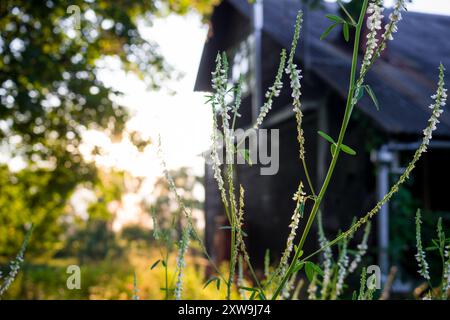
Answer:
0 0 449 299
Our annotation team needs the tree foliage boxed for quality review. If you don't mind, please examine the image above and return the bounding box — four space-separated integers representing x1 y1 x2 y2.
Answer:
0 0 217 257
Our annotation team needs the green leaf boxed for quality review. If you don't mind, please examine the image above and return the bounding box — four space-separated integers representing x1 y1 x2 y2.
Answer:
318 131 335 144
305 261 324 282
340 144 357 156
305 262 315 282
162 260 167 267
293 261 305 273
150 259 161 270
326 14 345 23
364 85 379 111
203 276 220 290
238 148 253 166
216 278 221 290
337 0 357 25
343 22 350 42
320 23 338 41
257 291 267 300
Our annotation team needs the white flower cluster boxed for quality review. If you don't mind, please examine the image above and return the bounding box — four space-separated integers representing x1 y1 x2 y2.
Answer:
361 1 384 75
415 210 430 280
254 50 286 128
211 54 228 111
349 244 368 274
0 227 31 297
422 65 447 152
209 54 233 207
210 127 227 205
279 183 305 276
348 223 371 273
317 213 333 298
382 0 405 42
174 227 191 300
286 64 303 111
0 256 24 297
443 245 450 291
335 242 349 297
212 54 233 129
307 275 318 300
415 247 430 280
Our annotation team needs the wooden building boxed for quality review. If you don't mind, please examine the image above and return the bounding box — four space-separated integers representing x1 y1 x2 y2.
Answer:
194 0 450 281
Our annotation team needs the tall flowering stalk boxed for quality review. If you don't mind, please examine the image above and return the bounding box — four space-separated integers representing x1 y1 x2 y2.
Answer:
210 51 271 299
360 0 384 78
359 0 406 84
318 211 333 299
307 274 318 300
333 238 349 299
285 11 316 196
348 222 371 273
234 185 265 297
157 137 227 286
272 1 372 299
354 0 406 110
357 267 367 300
304 64 447 264
210 112 228 208
380 0 406 48
443 246 450 293
253 51 286 128
279 183 306 277
272 1 447 300
174 226 191 300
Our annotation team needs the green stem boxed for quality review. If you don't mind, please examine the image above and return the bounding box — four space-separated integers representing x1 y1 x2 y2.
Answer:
165 250 169 300
271 0 369 300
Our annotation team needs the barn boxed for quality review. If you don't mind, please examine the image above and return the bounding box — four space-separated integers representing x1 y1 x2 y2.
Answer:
194 0 450 286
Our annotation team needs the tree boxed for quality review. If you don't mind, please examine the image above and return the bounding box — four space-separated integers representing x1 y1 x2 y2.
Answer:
0 0 218 256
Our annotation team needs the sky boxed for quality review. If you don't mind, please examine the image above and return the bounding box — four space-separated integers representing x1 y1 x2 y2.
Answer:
89 13 211 179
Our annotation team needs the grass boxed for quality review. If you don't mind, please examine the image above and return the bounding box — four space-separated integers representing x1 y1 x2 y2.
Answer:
2 244 237 300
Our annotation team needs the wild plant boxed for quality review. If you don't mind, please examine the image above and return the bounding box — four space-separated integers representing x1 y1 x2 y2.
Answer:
414 209 450 299
305 213 372 300
0 226 33 298
157 0 448 300
149 206 178 300
155 139 231 300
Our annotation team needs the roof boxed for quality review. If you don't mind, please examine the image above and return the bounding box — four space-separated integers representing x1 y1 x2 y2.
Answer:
195 0 450 137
